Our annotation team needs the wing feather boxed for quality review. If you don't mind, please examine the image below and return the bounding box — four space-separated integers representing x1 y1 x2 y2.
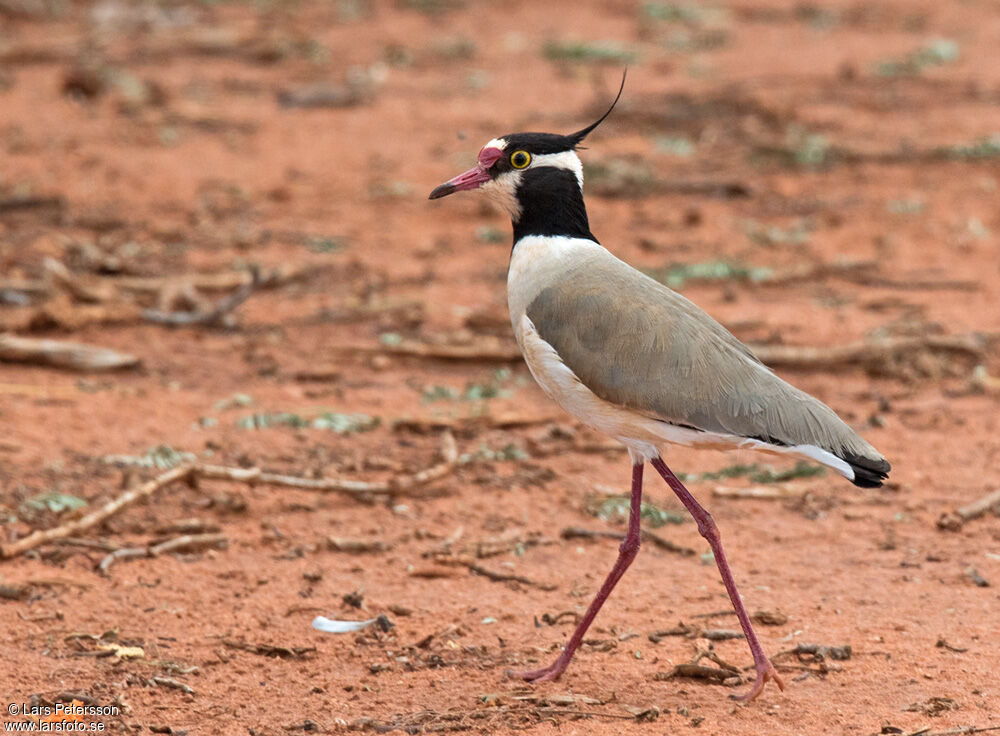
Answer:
524 250 883 464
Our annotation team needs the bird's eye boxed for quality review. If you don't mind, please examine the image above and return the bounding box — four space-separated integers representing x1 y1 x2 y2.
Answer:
510 150 531 169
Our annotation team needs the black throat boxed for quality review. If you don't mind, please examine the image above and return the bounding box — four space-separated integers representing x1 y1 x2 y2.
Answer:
511 167 596 244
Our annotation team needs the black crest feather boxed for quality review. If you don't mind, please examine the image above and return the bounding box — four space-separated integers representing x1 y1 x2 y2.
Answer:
566 69 627 147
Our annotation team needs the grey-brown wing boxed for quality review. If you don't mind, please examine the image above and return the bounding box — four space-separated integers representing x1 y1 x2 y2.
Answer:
525 258 876 459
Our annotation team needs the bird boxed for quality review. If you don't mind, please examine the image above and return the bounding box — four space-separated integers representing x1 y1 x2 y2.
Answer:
427 73 890 702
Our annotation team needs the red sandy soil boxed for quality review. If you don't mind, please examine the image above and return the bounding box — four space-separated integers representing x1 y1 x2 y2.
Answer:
1 1 999 734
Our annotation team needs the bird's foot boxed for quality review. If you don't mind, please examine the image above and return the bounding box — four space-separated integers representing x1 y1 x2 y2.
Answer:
732 658 785 702
506 656 570 683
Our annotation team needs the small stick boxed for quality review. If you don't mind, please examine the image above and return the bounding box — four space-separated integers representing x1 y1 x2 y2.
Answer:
98 547 151 574
700 629 745 641
434 557 557 591
753 335 986 370
0 196 64 214
197 431 458 499
560 526 695 557
755 260 977 291
955 489 1000 522
116 263 314 295
648 623 695 642
0 279 47 296
712 485 808 499
1 435 458 558
150 676 195 695
774 643 852 661
328 537 392 553
692 649 742 673
100 533 228 574
155 519 220 535
390 412 562 433
0 264 314 305
690 608 736 619
0 466 193 558
43 258 115 303
149 533 227 556
142 266 262 327
339 339 523 363
0 333 141 372
533 708 638 721
472 532 554 559
0 301 142 333
52 538 121 551
221 638 316 659
656 663 737 683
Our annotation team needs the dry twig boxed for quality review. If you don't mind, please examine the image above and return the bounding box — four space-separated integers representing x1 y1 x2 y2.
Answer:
560 526 695 556
1 434 458 558
759 259 977 291
753 334 986 370
0 578 91 599
0 299 142 332
390 412 562 433
937 487 1000 531
0 264 316 332
0 195 64 214
0 466 193 558
896 728 1000 736
774 642 852 661
956 489 1000 522
43 258 115 303
150 676 195 695
655 663 738 683
196 430 458 499
341 337 523 362
327 537 392 553
98 533 228 575
470 532 554 559
0 333 141 371
692 648 742 673
142 266 262 327
222 639 316 659
4 263 313 302
712 485 809 499
432 556 558 590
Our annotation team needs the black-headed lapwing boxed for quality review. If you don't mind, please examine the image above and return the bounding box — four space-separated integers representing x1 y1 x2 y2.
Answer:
429 75 890 701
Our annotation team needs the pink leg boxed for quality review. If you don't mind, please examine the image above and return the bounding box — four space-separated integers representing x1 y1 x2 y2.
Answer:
509 462 644 682
650 457 785 701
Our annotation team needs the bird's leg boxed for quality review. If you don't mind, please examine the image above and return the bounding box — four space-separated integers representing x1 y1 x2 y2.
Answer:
650 457 785 702
508 462 644 683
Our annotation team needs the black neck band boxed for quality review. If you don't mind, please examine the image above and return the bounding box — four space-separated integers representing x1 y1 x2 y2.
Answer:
511 167 596 243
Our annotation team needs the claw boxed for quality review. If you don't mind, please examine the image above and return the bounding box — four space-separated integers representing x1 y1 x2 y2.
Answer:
506 657 570 683
731 658 785 702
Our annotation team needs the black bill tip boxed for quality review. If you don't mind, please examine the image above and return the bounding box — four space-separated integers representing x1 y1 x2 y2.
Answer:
428 183 456 200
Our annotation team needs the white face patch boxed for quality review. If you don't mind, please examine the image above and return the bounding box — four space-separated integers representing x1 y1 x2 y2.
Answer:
481 170 523 220
528 150 584 189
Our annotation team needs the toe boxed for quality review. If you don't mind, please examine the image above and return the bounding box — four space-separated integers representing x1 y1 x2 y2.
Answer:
731 660 783 702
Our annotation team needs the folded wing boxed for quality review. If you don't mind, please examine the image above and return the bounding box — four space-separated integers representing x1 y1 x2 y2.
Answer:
525 250 890 486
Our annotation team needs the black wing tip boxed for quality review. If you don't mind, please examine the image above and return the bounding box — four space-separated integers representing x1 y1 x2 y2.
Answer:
842 452 891 488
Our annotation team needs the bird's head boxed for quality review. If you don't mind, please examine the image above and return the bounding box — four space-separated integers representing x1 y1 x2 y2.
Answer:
428 73 626 224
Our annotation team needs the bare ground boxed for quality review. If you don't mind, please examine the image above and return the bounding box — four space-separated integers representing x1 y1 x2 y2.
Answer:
1 1 999 734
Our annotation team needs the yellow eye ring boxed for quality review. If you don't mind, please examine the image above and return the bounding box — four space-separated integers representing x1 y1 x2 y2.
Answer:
510 150 531 169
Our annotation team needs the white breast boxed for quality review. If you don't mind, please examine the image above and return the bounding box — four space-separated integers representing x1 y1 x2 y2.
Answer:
507 235 602 336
